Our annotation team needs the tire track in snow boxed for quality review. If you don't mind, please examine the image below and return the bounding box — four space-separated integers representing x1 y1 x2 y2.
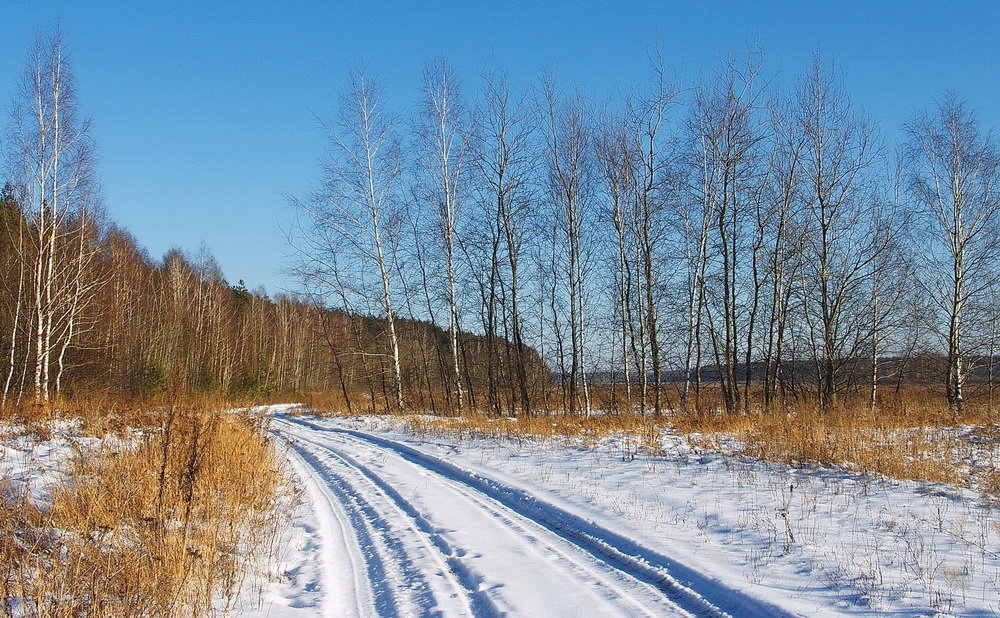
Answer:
286 430 498 616
282 436 478 616
283 421 686 616
283 421 665 617
287 441 410 615
278 415 795 618
281 443 371 617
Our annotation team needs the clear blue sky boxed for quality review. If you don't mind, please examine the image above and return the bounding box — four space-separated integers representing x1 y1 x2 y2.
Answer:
3 1 998 294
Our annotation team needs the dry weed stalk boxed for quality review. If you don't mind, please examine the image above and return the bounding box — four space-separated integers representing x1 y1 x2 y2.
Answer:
0 405 287 617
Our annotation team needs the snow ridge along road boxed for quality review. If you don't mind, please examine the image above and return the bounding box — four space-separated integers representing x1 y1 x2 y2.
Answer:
272 414 792 617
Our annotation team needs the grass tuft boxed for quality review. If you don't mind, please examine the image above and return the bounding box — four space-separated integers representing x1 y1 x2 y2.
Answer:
0 404 288 617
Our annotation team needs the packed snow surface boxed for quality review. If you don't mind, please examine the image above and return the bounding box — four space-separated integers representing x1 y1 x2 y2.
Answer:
252 407 1000 617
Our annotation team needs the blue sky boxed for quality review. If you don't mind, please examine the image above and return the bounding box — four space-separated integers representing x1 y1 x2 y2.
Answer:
2 1 998 294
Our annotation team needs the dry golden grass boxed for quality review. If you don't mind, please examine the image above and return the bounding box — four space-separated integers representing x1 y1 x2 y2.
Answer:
299 389 374 415
0 404 288 617
982 471 1000 496
671 390 1000 486
0 391 261 435
401 412 669 449
369 387 1000 492
675 409 962 484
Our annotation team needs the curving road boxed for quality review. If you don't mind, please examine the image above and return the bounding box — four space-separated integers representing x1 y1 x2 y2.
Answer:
271 414 792 617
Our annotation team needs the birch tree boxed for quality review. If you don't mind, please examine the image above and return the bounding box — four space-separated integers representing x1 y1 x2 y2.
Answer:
0 183 28 404
904 93 1000 416
625 74 677 415
595 119 641 410
792 56 888 411
542 79 594 416
473 71 538 416
7 31 96 403
687 53 769 414
417 59 469 415
760 99 806 407
294 66 406 412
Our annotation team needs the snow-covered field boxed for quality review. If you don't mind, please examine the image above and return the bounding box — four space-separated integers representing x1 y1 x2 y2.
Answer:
257 407 1000 617
4 408 998 616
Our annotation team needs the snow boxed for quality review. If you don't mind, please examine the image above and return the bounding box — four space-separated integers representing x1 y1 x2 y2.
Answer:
257 408 1000 617
0 419 105 508
5 407 997 616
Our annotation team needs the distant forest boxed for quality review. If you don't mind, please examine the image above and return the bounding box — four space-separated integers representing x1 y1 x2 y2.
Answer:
6 31 1000 416
0 179 548 406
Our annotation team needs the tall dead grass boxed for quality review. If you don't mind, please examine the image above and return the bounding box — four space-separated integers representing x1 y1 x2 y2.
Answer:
387 388 999 491
403 412 668 449
674 410 960 484
0 405 288 617
671 392 1000 485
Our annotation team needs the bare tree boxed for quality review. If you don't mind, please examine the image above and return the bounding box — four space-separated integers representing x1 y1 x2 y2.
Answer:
792 55 888 411
293 66 406 412
625 71 678 415
541 78 594 416
759 97 806 408
53 201 105 395
595 118 640 411
0 183 28 404
471 71 538 416
417 59 470 414
904 93 1000 416
687 52 769 414
6 31 97 403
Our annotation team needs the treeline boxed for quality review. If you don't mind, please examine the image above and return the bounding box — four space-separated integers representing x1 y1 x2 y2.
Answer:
0 33 547 411
1 183 548 408
1 178 546 408
296 50 1000 417
8 30 1000 418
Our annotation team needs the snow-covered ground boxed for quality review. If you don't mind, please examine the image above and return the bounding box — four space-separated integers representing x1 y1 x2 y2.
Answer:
256 407 1000 617
0 419 124 507
4 409 998 616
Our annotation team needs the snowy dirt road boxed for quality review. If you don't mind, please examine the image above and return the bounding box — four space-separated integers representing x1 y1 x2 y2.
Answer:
267 414 790 618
